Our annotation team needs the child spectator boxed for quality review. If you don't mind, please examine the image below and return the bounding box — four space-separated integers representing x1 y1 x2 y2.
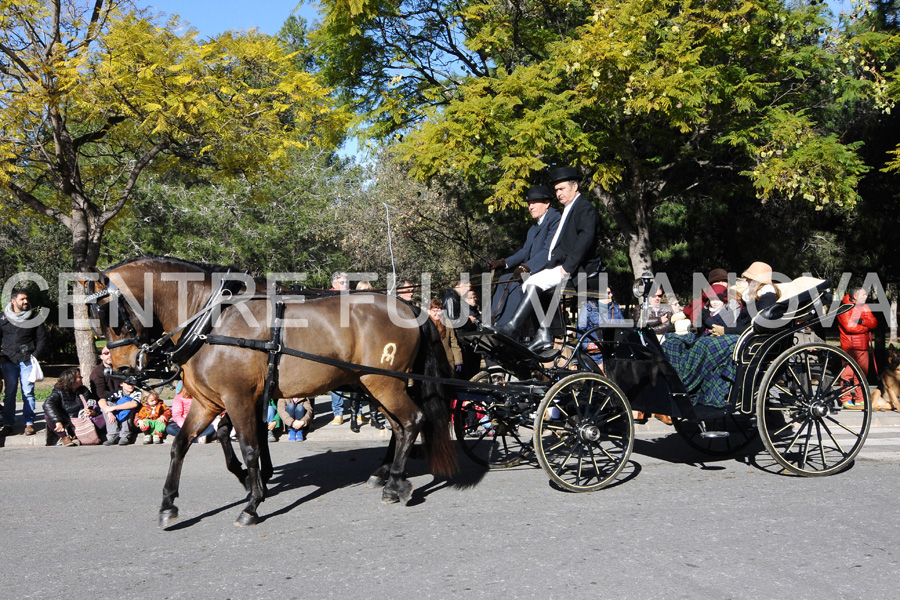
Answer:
135 392 172 444
101 377 142 445
166 381 216 443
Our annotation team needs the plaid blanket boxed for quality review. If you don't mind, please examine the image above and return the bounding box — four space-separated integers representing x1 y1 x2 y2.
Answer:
661 333 738 408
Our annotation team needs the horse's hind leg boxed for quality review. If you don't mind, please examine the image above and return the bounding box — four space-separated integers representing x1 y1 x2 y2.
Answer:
366 432 396 488
381 419 419 505
229 399 267 527
216 413 250 491
256 399 273 484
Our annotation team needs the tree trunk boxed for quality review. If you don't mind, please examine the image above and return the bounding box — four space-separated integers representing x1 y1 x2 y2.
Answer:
71 212 99 378
590 179 654 279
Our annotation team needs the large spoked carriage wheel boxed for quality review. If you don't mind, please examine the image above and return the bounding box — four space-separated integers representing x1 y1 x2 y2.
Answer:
673 412 757 456
756 343 871 476
453 368 535 469
533 373 634 492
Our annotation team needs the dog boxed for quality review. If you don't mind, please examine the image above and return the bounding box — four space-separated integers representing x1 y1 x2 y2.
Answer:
872 344 900 412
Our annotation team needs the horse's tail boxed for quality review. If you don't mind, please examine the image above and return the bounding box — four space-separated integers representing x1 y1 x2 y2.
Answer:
412 316 458 477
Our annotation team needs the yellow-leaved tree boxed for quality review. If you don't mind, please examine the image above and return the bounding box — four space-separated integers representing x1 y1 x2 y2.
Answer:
0 0 348 372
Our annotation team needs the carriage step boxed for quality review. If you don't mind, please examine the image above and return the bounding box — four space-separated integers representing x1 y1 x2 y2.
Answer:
700 430 730 439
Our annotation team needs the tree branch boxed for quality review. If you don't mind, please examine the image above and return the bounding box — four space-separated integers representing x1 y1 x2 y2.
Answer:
7 182 72 229
72 115 127 149
99 140 168 226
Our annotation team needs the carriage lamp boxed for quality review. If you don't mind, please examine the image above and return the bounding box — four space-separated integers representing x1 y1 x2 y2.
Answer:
632 272 654 299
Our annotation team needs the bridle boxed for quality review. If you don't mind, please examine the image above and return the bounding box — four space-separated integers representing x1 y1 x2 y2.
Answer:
84 270 248 386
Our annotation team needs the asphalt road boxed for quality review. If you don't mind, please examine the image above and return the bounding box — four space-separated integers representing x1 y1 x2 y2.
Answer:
1 430 898 600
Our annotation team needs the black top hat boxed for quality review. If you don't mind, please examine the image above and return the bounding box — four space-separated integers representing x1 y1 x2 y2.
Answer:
525 185 552 202
548 166 580 185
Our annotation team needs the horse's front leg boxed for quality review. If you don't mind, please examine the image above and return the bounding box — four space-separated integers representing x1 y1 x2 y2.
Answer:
382 413 421 505
160 406 219 528
160 430 190 528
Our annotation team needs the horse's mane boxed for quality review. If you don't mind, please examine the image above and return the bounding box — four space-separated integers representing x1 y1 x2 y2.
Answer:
105 254 239 275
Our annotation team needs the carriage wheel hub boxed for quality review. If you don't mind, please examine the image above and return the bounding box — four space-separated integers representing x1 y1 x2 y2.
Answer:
579 424 601 443
809 402 829 419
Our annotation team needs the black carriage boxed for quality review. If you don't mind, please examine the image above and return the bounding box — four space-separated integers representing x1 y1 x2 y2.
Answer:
453 274 872 492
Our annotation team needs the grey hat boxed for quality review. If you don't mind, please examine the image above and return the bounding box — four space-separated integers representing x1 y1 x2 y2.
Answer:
548 166 580 185
525 185 552 202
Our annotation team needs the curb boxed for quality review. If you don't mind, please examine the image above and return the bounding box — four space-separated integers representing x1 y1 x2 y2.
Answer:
5 393 899 448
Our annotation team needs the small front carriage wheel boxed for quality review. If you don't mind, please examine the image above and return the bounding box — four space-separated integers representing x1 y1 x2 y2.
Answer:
453 368 534 468
534 373 634 492
756 343 871 476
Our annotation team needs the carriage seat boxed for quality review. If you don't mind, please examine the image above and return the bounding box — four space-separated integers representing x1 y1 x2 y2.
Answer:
560 272 606 298
751 277 831 334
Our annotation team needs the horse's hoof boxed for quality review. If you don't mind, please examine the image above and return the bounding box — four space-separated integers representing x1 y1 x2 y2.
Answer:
366 475 386 489
159 508 179 529
397 481 413 505
381 481 413 505
234 511 259 527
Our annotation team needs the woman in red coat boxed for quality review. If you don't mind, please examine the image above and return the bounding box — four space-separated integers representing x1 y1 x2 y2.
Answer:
838 287 878 407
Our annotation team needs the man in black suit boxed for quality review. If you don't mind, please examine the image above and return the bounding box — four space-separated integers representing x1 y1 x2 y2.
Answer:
494 166 601 351
488 184 561 325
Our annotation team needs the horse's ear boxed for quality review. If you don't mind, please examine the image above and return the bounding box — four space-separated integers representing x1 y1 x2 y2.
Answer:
75 269 106 293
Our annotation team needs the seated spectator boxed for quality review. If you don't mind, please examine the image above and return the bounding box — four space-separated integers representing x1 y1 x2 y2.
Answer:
89 346 119 400
265 398 282 442
135 392 172 444
42 368 98 447
429 299 463 374
277 397 315 441
165 381 216 443
100 377 143 445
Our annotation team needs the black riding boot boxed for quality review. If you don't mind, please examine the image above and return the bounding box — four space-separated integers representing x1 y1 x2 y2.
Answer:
493 286 541 340
527 326 554 353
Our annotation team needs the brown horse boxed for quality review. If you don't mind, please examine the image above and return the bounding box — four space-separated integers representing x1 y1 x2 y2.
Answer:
85 256 456 527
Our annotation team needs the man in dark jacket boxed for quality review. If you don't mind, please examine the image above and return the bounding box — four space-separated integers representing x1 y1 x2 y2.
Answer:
89 346 120 400
494 166 602 351
489 184 561 325
1 289 47 436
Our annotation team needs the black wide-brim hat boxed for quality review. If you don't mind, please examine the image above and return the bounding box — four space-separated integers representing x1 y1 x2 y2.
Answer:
525 184 552 202
548 166 580 185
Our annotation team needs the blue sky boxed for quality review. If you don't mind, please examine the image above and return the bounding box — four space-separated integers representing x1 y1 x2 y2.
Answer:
140 1 321 38
142 0 855 39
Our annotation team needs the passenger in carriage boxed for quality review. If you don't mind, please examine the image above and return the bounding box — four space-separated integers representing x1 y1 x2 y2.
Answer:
488 184 561 326
492 166 602 352
662 261 780 408
683 268 729 324
632 285 674 339
578 287 625 367
699 284 741 336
